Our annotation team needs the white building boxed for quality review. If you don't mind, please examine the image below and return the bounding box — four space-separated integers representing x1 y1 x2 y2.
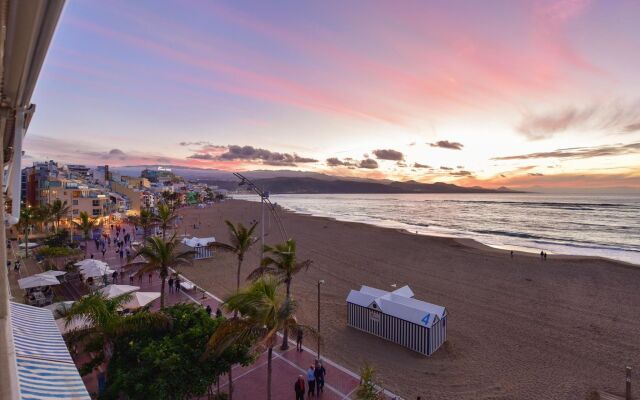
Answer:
346 285 447 356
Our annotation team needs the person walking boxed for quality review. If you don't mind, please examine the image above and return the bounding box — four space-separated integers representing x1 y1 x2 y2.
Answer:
314 361 326 394
168 276 174 293
294 376 305 400
307 365 316 397
205 304 212 316
101 248 106 258
148 271 153 283
175 276 181 292
112 271 118 284
296 327 304 352
215 308 222 318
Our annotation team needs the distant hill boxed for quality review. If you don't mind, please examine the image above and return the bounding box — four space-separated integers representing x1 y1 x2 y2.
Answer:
199 177 521 194
113 165 521 194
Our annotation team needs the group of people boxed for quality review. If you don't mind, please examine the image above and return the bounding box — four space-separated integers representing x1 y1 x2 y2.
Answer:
294 360 326 399
94 223 134 262
167 275 182 293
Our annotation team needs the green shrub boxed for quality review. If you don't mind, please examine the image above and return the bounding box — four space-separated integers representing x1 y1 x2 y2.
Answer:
37 245 79 258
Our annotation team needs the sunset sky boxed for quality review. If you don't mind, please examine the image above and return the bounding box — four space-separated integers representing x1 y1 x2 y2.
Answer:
24 0 640 189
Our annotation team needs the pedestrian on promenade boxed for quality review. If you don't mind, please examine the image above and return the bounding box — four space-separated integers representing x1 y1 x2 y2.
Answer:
205 305 212 316
294 376 305 400
148 271 153 283
215 308 222 318
307 365 316 397
119 249 124 261
296 327 304 352
112 271 118 284
168 277 174 293
314 361 326 394
101 248 106 258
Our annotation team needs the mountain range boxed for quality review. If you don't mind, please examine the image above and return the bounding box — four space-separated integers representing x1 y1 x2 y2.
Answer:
113 165 519 194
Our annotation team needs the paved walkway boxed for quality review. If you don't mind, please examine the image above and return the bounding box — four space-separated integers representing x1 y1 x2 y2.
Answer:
11 222 399 399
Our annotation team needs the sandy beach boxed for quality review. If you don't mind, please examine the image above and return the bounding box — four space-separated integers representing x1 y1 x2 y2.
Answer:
175 199 640 399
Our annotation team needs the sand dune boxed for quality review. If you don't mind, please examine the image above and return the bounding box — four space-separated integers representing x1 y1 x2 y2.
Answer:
175 200 640 399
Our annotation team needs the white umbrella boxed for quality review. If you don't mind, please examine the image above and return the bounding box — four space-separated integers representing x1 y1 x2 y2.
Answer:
44 301 75 318
98 284 140 299
82 266 115 278
37 270 66 278
56 316 92 335
18 275 60 289
121 292 160 309
75 259 108 268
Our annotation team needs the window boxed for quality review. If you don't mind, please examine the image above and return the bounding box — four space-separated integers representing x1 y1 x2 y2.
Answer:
92 200 100 207
72 200 78 205
92 209 101 216
72 209 79 215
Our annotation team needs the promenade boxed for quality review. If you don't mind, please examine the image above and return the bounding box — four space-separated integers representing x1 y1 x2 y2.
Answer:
7 221 398 399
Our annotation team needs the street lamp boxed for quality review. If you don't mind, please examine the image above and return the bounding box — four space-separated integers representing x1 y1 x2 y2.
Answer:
317 279 325 360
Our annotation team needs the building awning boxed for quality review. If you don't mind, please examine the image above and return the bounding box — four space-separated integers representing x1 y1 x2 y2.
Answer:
10 302 90 399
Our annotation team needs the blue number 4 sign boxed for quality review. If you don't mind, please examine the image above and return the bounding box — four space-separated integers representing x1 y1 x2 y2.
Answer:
421 314 430 325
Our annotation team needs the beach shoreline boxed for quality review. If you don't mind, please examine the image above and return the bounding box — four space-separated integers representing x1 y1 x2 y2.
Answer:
175 199 640 399
232 193 640 266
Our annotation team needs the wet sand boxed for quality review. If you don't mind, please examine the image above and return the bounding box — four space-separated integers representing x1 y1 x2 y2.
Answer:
175 200 640 399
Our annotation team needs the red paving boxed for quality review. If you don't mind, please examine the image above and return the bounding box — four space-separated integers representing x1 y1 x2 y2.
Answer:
60 222 399 399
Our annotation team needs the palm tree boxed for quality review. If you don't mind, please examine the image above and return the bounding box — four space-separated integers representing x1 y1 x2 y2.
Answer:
139 208 154 239
154 203 178 240
125 235 194 308
248 239 312 350
34 204 53 232
208 221 258 296
72 211 98 257
50 199 71 231
18 206 37 258
64 292 170 374
207 276 310 400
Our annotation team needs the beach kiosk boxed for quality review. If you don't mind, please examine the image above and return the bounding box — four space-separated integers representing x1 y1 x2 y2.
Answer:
181 236 216 260
346 285 447 356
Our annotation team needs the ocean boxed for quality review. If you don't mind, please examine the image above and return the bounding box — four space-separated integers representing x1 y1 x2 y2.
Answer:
234 193 640 265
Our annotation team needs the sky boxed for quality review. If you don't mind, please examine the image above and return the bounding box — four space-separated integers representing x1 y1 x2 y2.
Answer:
24 0 640 190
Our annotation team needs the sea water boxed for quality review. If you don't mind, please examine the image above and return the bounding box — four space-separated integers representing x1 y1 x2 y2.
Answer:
234 193 640 265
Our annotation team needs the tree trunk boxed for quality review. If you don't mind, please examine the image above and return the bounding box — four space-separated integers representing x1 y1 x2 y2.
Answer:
280 279 291 350
228 367 233 400
24 229 29 258
267 347 273 400
84 238 89 257
160 276 166 309
234 256 242 318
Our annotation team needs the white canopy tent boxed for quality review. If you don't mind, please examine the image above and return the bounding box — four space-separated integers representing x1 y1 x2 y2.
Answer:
37 270 66 278
98 284 140 299
44 301 75 318
56 315 92 335
18 275 60 289
80 264 115 278
75 259 109 268
122 292 161 309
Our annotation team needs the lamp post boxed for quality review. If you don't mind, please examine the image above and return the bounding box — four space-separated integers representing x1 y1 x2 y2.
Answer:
317 279 324 360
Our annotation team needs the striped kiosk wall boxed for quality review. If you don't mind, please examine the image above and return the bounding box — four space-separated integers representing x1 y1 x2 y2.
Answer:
346 285 447 356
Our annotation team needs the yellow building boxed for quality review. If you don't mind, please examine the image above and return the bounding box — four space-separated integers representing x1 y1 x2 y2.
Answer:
111 180 148 215
44 179 112 220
